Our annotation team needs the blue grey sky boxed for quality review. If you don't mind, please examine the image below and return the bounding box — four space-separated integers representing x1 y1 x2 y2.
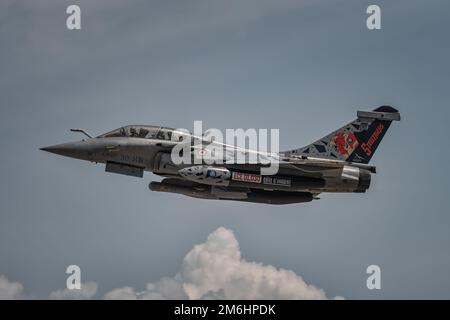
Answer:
1 0 449 299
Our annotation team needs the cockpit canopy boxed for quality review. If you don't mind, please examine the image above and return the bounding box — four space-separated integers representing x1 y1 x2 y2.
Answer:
98 125 186 141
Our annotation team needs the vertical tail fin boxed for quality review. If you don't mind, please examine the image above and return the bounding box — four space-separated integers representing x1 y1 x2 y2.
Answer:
283 106 400 164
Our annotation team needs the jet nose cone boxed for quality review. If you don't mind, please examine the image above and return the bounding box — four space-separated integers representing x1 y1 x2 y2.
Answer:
40 145 65 153
39 146 53 152
40 142 78 157
40 141 93 160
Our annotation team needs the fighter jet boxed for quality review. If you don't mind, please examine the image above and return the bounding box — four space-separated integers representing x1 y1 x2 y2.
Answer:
41 106 400 204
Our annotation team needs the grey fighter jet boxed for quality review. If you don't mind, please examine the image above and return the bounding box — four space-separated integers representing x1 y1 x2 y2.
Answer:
41 106 400 205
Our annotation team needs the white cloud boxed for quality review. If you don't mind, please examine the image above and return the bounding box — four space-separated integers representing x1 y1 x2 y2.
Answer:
0 275 24 299
103 287 137 300
104 227 342 300
1 227 341 300
104 277 187 300
49 282 98 300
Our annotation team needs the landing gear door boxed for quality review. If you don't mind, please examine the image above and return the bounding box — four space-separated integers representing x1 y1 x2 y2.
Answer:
152 152 180 175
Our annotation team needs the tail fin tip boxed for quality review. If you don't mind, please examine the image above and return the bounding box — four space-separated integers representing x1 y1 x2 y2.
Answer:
373 105 398 113
358 105 400 122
